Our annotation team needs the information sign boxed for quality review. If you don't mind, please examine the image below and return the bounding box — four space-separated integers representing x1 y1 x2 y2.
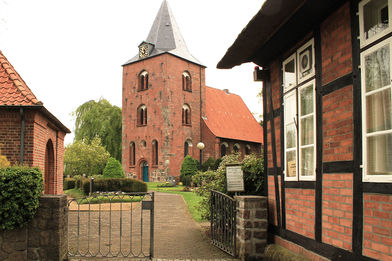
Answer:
226 164 244 192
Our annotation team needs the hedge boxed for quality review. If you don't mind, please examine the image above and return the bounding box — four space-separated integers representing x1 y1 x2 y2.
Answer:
63 177 76 190
81 178 147 194
0 166 43 230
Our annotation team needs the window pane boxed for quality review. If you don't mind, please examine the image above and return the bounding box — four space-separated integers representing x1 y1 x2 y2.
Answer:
365 44 390 92
286 150 297 177
286 123 297 149
366 88 392 133
285 94 296 123
364 0 389 40
284 58 296 91
367 133 392 175
300 147 314 177
300 85 314 116
300 117 314 146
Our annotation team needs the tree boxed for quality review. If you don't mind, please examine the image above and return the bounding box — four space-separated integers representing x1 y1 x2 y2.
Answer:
103 157 125 178
64 137 110 176
73 98 122 161
180 155 199 186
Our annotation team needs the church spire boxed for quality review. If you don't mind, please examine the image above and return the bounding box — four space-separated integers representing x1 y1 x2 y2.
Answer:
124 0 202 66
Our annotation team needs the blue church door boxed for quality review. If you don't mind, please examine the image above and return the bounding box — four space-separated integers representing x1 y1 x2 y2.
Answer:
142 162 149 182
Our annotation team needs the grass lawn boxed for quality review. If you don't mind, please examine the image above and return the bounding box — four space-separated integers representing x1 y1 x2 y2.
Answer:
147 182 205 223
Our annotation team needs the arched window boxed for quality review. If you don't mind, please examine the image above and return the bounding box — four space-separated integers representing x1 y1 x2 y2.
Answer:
220 142 228 157
130 142 135 166
137 105 147 126
245 145 251 155
182 104 191 125
138 70 149 91
182 71 191 91
152 140 158 166
233 143 240 153
184 140 192 157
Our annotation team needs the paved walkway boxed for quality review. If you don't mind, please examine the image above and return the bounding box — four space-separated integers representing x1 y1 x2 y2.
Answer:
153 192 235 260
68 192 236 261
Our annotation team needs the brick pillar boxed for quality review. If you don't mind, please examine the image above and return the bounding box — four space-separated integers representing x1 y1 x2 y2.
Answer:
27 195 68 261
235 195 268 261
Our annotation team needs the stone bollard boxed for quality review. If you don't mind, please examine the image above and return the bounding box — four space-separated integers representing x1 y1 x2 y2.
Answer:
235 195 268 261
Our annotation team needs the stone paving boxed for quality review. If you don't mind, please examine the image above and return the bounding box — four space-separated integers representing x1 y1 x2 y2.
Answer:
68 192 237 260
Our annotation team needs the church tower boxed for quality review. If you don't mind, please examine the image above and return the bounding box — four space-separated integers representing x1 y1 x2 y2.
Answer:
122 0 206 182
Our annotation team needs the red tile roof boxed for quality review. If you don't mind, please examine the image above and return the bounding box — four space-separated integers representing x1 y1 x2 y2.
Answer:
0 50 41 106
204 87 263 143
0 51 70 133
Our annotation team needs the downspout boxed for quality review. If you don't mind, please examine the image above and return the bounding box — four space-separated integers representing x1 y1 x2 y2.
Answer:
199 66 203 163
19 108 25 165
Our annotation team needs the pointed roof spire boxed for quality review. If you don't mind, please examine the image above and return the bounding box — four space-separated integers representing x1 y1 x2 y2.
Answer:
124 0 203 66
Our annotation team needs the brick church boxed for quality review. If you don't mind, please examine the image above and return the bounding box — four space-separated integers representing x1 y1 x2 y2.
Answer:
122 0 262 182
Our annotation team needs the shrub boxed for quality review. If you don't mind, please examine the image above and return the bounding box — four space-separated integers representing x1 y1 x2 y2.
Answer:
192 154 240 219
103 157 124 178
180 155 198 186
0 148 10 167
82 178 147 194
201 157 218 172
0 166 43 230
63 177 76 190
242 154 264 195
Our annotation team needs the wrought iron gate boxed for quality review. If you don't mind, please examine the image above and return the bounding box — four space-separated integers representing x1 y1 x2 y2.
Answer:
210 190 237 257
67 192 154 259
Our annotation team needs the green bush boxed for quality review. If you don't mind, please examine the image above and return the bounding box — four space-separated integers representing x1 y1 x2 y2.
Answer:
180 155 198 186
201 157 218 172
192 153 264 220
103 157 124 178
0 166 43 230
63 178 76 190
82 178 147 194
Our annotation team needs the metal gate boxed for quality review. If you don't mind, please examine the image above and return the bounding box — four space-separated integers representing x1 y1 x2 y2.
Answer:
210 190 237 257
67 192 154 259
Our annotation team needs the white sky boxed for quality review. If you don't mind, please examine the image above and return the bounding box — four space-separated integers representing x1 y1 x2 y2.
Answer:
0 0 264 145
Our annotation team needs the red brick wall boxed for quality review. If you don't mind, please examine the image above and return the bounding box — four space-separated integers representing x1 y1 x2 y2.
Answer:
32 112 66 195
0 108 66 195
285 188 315 239
321 1 352 86
0 109 34 166
322 173 353 250
363 194 392 260
322 85 353 162
264 1 392 260
122 54 204 180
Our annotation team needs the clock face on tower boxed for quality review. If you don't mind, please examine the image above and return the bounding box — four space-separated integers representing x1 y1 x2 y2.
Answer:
139 44 149 58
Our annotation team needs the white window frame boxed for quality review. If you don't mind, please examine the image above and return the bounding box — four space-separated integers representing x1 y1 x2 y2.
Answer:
297 39 315 84
359 0 392 48
283 53 297 92
361 38 392 182
283 39 316 181
284 90 298 181
298 81 316 181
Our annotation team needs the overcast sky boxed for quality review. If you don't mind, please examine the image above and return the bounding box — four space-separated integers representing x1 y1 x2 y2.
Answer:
0 0 264 145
